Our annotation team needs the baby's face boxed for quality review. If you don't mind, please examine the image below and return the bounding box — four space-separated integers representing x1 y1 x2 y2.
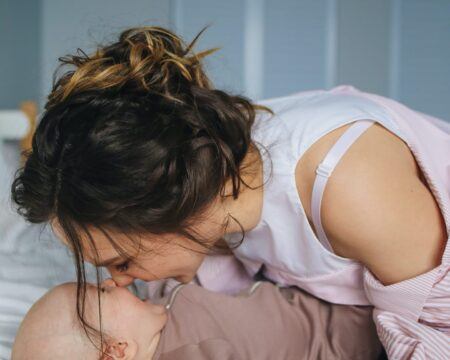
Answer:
12 281 168 360
91 279 168 358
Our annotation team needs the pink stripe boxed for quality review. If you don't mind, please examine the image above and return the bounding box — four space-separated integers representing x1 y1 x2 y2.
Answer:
375 310 450 359
420 266 450 333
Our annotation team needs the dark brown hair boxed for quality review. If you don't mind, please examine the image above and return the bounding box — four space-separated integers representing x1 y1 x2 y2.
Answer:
11 24 274 355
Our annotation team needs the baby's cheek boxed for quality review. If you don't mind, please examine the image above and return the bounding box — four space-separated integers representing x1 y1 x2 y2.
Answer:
102 301 129 334
133 306 165 333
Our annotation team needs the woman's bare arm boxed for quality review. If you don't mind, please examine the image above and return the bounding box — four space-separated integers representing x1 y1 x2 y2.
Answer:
296 122 447 285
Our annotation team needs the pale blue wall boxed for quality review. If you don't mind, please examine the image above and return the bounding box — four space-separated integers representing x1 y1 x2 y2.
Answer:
336 0 391 96
263 0 329 98
40 0 171 109
1 0 450 120
397 0 450 120
0 0 41 108
167 0 248 96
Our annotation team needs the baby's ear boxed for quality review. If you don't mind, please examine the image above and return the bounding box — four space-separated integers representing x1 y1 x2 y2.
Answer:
102 340 138 360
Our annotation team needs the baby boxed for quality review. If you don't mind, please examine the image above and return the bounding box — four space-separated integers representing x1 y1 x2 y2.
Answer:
12 280 384 360
12 280 166 360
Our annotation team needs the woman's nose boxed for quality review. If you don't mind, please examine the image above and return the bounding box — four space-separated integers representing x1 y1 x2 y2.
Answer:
109 273 135 287
100 278 117 288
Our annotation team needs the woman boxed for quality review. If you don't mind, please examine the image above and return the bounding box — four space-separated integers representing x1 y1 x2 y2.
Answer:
11 25 449 358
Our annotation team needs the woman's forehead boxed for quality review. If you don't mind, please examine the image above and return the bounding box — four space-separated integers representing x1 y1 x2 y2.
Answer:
52 219 155 240
50 219 174 258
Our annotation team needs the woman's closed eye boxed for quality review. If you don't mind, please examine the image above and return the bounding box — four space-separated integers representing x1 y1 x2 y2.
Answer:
115 261 130 273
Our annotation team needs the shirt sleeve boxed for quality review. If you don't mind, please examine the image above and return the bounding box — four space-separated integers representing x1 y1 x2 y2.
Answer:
373 309 450 359
363 264 450 359
195 254 255 295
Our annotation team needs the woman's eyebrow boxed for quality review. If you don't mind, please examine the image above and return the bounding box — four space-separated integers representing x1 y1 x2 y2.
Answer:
96 255 122 267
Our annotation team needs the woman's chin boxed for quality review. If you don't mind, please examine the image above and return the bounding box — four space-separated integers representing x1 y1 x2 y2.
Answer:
174 273 194 284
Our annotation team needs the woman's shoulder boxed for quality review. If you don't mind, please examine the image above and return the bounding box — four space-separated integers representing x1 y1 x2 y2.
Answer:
295 120 447 285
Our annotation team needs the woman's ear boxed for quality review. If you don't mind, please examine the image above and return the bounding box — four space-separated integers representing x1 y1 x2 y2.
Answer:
102 340 138 360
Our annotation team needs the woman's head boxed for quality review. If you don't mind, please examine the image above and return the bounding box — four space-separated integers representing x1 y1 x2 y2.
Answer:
10 24 273 348
49 196 227 287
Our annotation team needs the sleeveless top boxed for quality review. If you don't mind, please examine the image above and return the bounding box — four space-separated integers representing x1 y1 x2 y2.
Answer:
224 85 409 306
221 85 450 358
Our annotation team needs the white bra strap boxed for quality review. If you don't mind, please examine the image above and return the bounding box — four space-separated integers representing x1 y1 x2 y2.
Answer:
311 119 376 252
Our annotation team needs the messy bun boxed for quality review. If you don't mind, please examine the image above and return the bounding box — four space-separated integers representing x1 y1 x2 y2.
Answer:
11 24 273 351
46 26 219 108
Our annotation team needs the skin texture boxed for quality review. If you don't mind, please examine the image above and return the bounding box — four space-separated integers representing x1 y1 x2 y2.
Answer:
295 121 447 285
12 280 167 360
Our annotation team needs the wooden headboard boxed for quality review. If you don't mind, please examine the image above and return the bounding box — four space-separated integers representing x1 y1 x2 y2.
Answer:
0 101 37 164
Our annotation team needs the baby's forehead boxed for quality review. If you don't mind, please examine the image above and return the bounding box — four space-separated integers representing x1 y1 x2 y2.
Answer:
24 284 79 335
14 318 96 360
44 282 100 307
13 283 96 359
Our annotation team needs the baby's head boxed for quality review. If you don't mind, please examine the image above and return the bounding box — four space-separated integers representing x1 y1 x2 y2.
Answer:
12 280 167 360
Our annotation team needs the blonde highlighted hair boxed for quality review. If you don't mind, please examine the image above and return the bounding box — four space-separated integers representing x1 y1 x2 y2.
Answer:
47 26 225 108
